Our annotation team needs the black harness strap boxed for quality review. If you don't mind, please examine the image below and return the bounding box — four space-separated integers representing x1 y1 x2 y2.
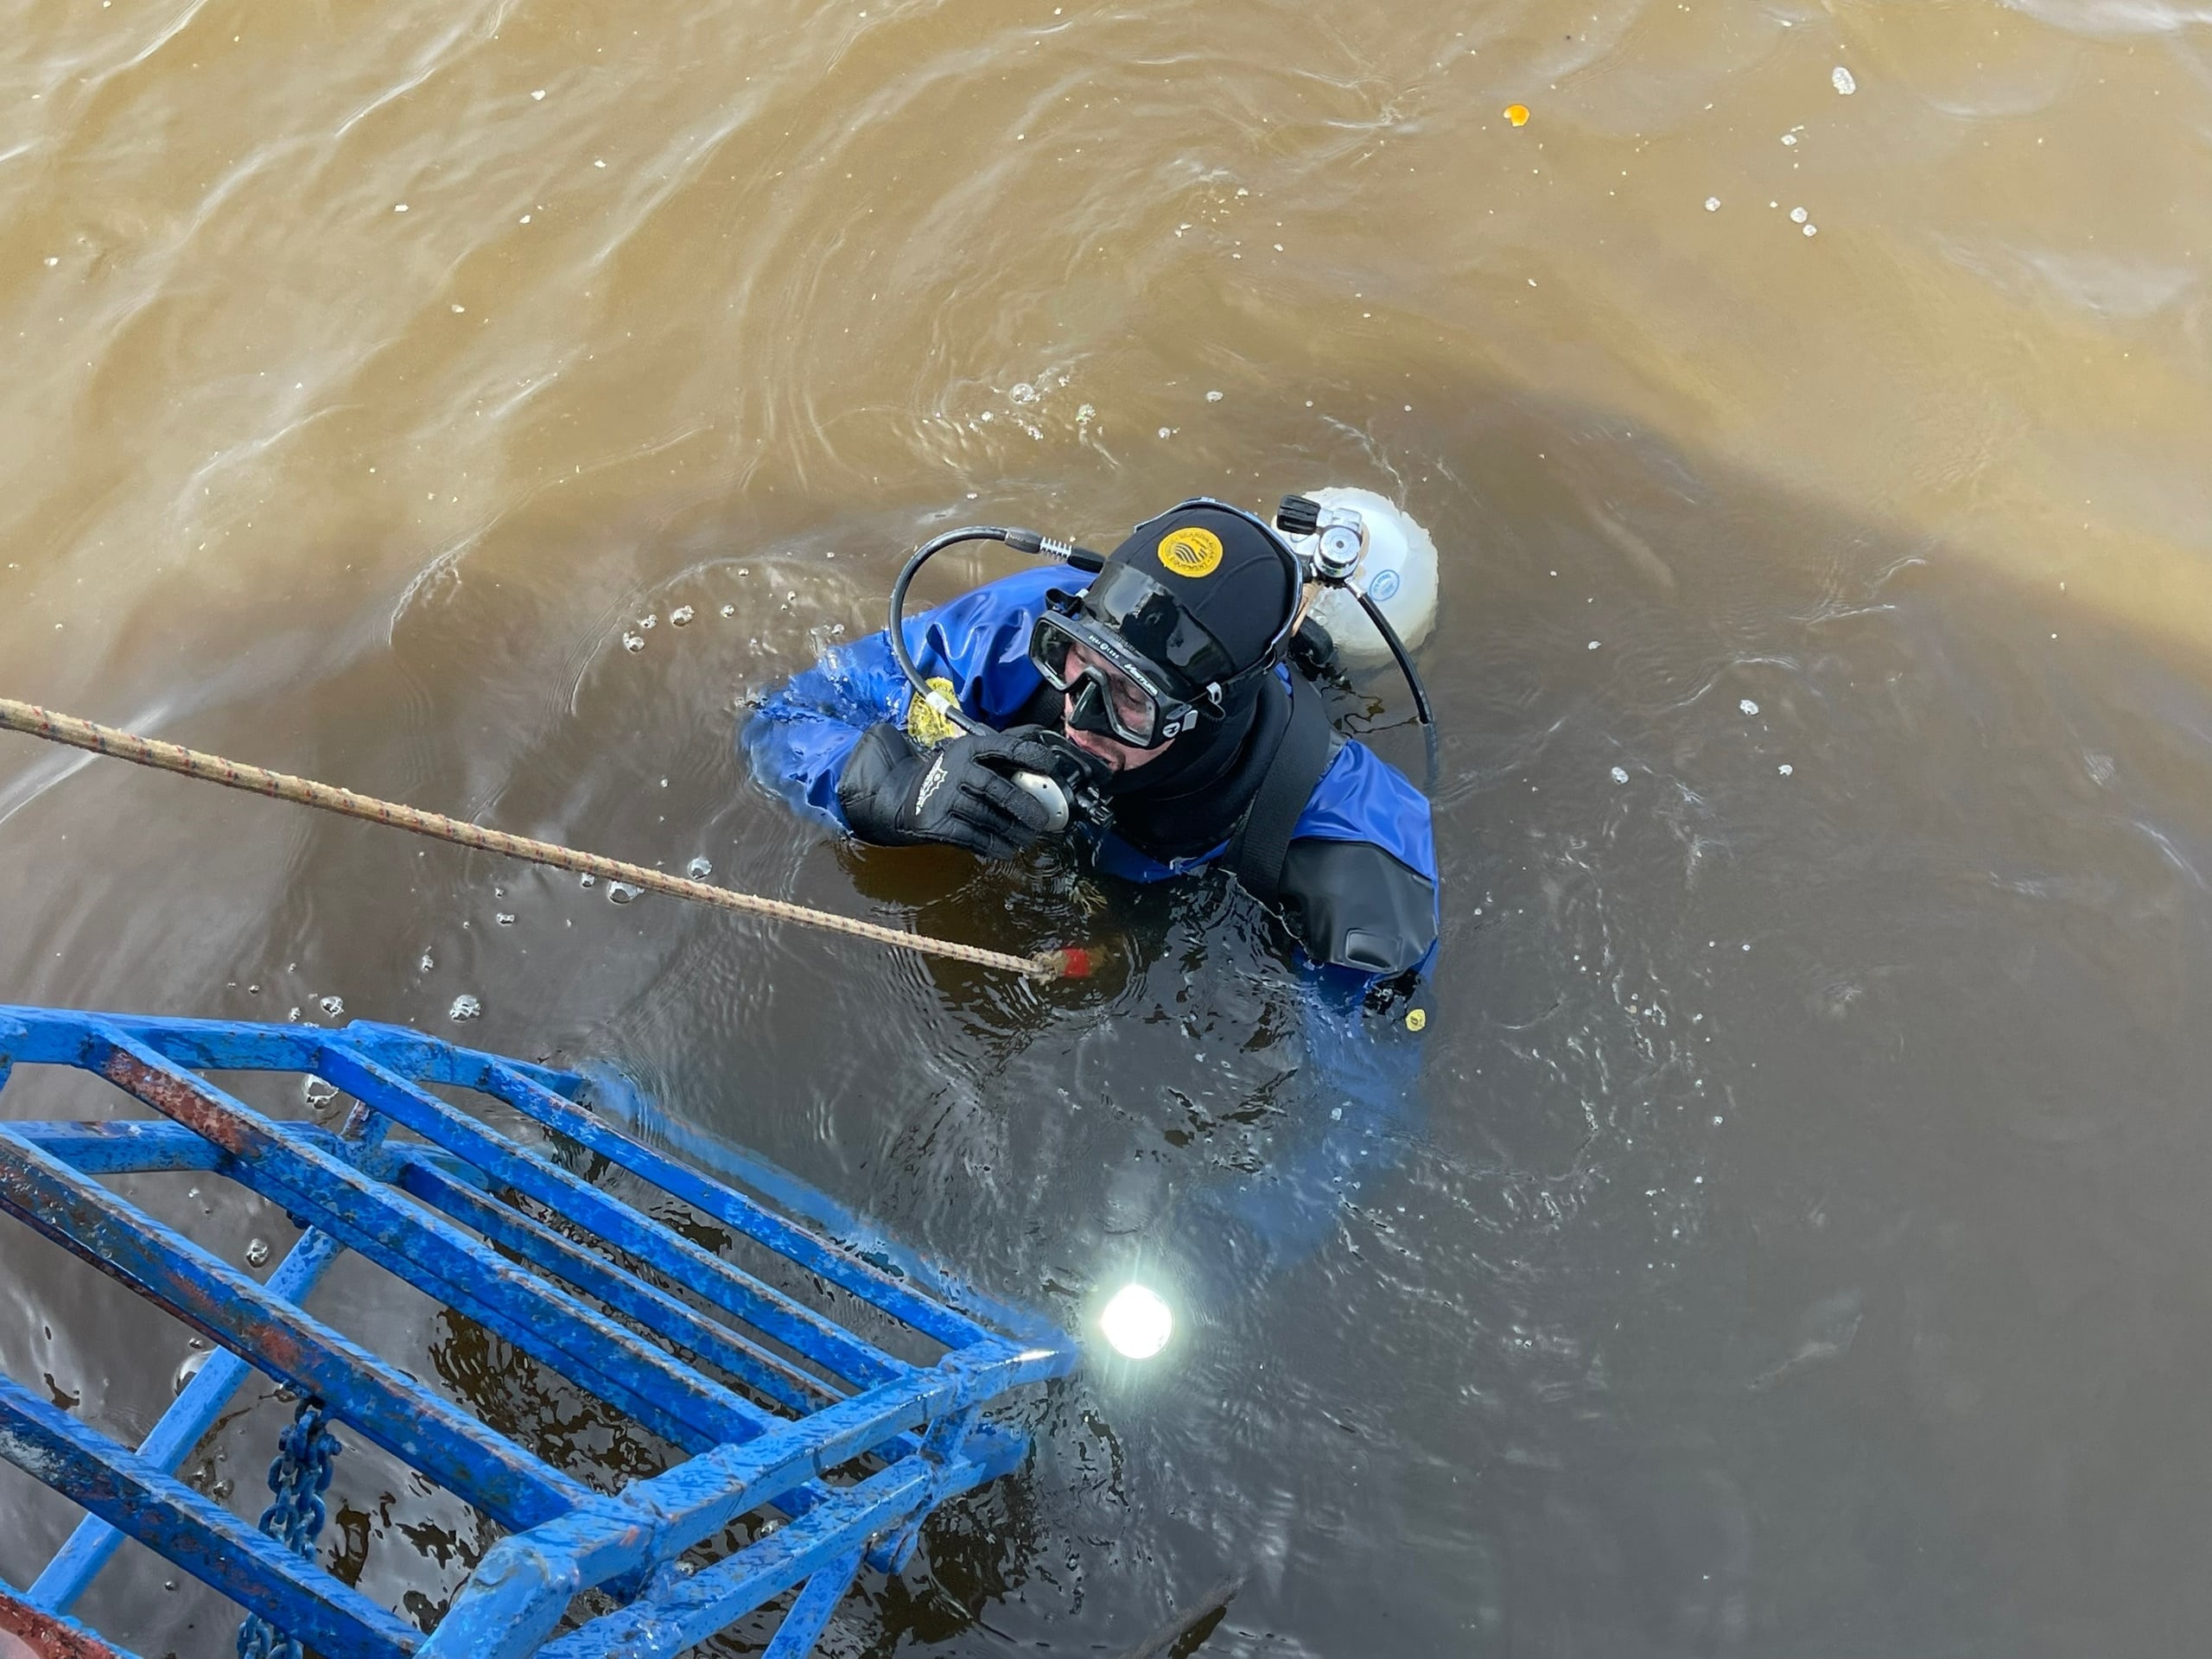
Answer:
1229 673 1340 904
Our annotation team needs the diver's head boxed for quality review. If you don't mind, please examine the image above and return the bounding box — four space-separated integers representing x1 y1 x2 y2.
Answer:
1028 500 1299 773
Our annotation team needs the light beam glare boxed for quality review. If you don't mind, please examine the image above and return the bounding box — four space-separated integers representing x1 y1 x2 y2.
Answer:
1099 1282 1173 1359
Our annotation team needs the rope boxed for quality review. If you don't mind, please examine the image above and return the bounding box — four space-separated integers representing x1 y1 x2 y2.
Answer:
0 698 1086 982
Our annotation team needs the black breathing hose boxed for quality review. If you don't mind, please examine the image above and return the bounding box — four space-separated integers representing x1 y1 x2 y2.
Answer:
1355 590 1434 728
885 527 1009 741
885 525 1116 833
1355 588 1440 792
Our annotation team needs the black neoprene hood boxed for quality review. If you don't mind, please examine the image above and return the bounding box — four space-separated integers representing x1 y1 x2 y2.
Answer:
1091 501 1299 686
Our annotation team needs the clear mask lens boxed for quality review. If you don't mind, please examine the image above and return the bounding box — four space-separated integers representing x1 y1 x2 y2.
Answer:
1033 616 1172 747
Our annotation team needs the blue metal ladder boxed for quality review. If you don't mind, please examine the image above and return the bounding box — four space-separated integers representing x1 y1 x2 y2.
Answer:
0 1006 1076 1659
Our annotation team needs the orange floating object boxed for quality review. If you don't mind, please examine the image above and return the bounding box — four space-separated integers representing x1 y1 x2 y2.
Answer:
1505 104 1530 126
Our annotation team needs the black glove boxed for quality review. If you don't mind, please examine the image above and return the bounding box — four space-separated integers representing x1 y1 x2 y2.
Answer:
836 721 1067 857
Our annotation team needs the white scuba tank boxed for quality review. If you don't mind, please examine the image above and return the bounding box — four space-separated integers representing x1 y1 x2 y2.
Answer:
1285 487 1439 671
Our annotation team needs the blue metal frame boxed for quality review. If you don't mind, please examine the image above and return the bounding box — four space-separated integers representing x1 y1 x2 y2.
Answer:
0 1006 1077 1659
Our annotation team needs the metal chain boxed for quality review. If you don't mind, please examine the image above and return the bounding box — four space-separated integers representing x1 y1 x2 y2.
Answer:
235 1396 342 1659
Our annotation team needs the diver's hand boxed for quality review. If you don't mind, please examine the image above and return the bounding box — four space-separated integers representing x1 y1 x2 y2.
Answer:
836 721 1065 857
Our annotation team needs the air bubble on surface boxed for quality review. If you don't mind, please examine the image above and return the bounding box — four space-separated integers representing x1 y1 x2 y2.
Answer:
1740 698 1760 715
1833 66 1856 95
687 856 713 880
1611 766 1630 784
303 1077 340 1110
1705 197 1720 212
448 994 482 1020
579 872 597 887
1790 207 1808 223
1205 390 1224 403
245 1238 270 1269
608 882 641 904
174 1349 210 1395
319 995 344 1017
496 912 516 926
1803 224 1818 237
622 632 645 653
1778 763 1795 776
720 603 736 618
671 605 695 626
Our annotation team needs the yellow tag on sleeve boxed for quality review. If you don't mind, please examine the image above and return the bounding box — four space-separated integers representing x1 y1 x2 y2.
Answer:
905 677 963 747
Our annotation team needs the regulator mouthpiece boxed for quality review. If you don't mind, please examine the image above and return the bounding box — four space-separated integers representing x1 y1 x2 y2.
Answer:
995 730 1111 839
1009 768 1071 836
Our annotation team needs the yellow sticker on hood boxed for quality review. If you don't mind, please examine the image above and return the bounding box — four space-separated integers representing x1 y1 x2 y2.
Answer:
1157 526 1224 579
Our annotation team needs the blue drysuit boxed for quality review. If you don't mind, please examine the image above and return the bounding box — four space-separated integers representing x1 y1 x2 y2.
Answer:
742 565 1438 1274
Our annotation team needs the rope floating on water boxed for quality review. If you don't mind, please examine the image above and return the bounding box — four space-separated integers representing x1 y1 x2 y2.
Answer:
0 697 1088 982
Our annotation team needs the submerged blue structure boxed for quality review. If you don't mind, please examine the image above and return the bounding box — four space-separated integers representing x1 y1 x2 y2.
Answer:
0 1006 1077 1659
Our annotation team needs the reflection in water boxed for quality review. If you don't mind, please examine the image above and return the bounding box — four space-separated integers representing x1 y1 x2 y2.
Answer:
6 0 2212 1653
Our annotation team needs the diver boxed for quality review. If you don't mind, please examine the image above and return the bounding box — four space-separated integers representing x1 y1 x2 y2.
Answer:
743 494 1439 1282
743 496 1438 982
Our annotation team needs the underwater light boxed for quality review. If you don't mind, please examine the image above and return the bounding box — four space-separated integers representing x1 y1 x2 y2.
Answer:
1098 1282 1174 1360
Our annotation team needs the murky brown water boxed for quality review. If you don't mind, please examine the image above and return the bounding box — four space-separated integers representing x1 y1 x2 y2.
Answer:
7 0 2212 1651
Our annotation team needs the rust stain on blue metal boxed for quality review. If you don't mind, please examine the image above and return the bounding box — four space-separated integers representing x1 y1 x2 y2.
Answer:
0 1586 135 1659
0 1006 1077 1659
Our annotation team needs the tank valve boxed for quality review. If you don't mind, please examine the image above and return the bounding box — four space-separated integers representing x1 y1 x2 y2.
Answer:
1312 512 1366 582
1280 493 1367 583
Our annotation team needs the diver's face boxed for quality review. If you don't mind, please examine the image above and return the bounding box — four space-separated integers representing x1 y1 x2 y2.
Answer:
1059 640 1174 773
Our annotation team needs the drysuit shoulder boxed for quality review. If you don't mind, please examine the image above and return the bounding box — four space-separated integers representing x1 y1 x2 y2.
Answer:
1277 836 1439 976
